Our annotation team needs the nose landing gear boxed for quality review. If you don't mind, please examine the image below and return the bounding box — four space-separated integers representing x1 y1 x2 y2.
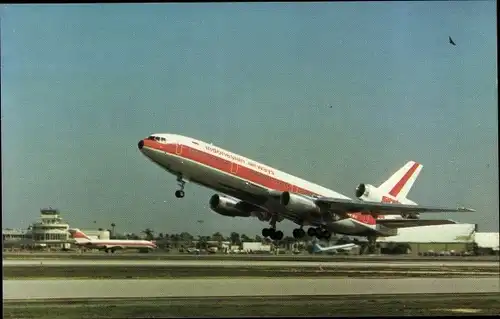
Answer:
175 175 186 198
175 190 185 198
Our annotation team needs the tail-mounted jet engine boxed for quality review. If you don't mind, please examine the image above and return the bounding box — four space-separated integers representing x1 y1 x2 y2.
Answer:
355 183 381 201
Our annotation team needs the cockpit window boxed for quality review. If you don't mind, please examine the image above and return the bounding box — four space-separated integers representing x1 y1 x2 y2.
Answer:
147 135 167 143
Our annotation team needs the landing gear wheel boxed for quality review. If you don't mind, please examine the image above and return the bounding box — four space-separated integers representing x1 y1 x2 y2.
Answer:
175 190 185 198
175 175 186 198
262 228 272 238
262 228 284 241
293 228 306 239
307 227 331 240
271 230 284 241
319 229 332 240
367 236 377 254
307 227 317 237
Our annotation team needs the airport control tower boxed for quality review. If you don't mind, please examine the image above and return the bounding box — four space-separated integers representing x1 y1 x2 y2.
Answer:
31 208 70 248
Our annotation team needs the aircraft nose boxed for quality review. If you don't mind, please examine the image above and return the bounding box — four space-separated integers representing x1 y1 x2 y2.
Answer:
138 140 144 150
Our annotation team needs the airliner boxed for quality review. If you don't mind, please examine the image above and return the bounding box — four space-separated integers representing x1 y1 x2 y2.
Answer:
137 134 474 252
69 229 157 253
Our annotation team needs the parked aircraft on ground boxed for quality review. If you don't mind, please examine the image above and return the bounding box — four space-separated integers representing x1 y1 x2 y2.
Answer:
312 242 358 254
68 228 157 253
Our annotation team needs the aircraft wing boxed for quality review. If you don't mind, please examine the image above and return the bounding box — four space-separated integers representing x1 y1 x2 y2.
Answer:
376 219 458 228
314 197 475 215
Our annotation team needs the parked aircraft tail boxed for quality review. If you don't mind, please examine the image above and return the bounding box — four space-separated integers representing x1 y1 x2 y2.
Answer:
68 228 91 243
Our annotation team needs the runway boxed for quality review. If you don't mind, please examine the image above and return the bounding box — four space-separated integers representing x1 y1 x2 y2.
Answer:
3 277 499 300
4 252 499 262
4 259 499 268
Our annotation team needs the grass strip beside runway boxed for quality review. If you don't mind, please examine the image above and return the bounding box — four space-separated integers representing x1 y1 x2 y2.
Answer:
4 294 500 318
4 265 498 279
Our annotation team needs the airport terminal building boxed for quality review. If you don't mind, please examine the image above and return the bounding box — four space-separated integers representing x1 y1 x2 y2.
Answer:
2 228 33 248
474 232 500 255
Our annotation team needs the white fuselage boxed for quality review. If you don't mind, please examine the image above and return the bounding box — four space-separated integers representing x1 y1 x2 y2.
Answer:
75 238 157 250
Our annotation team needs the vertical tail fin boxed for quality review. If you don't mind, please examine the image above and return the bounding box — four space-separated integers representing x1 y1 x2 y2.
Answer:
378 161 423 199
68 228 91 242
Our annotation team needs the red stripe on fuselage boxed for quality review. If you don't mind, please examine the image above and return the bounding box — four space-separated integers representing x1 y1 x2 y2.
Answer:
143 139 377 225
143 139 316 196
388 162 420 197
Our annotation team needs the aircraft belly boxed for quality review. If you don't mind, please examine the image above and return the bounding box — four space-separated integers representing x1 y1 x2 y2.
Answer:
327 219 372 235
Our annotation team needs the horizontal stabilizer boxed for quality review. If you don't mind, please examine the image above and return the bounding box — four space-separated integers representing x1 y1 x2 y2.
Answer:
376 219 458 229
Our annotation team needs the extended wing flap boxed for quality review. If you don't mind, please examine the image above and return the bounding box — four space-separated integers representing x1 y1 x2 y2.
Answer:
315 197 475 215
376 219 458 229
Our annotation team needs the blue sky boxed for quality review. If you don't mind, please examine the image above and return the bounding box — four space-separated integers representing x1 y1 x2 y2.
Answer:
1 2 497 236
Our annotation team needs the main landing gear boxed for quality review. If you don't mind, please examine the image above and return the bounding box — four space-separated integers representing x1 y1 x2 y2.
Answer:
262 228 284 241
307 227 332 240
360 236 378 255
175 175 185 198
261 215 284 241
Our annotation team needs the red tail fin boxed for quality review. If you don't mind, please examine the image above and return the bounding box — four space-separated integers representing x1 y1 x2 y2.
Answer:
69 228 91 240
378 161 423 199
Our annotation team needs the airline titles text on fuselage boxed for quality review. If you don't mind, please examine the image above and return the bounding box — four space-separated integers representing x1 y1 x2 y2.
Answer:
204 145 275 176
